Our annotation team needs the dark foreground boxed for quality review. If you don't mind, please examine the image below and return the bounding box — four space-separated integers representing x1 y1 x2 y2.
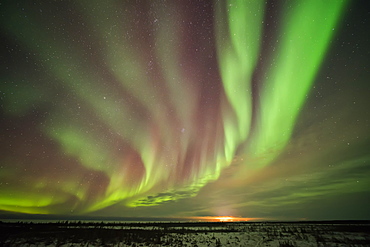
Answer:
1 221 369 246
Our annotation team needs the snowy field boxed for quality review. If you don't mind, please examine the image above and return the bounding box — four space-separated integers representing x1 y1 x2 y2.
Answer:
1 221 369 246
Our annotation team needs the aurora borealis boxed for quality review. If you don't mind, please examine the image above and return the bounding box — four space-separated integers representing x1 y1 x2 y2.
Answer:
1 0 370 220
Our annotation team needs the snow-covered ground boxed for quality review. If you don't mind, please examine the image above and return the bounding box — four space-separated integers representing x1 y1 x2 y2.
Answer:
1 222 369 246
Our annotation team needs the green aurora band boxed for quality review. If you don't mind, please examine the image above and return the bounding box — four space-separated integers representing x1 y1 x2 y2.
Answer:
215 0 265 163
249 0 349 165
0 0 348 215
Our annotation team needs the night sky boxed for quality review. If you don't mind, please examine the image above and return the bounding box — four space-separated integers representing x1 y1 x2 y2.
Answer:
1 0 369 221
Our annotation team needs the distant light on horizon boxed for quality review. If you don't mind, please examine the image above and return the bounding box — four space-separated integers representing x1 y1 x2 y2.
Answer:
188 216 261 222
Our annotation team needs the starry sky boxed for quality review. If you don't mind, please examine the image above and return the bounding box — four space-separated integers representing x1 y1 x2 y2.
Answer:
0 0 369 221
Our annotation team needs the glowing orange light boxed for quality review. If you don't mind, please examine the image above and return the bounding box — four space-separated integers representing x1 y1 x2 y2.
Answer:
185 216 261 222
214 216 235 222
